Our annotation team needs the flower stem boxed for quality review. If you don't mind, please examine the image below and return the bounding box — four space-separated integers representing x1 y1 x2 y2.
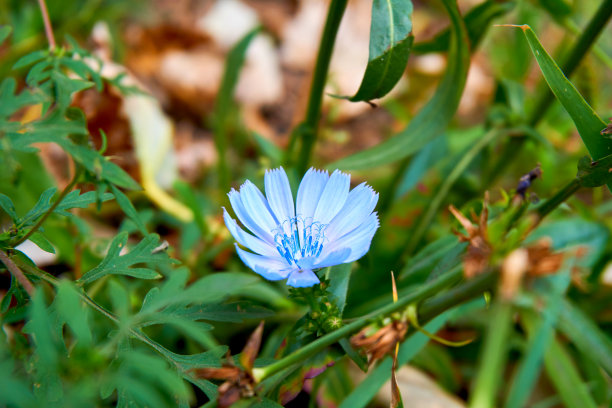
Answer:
13 168 82 247
0 250 35 296
252 266 464 382
535 178 582 221
287 0 349 175
37 0 56 50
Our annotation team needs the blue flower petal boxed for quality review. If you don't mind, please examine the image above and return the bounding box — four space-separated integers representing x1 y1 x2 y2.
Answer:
296 168 329 248
239 180 279 235
228 189 275 244
313 169 350 224
325 212 379 263
287 269 320 287
235 245 292 281
325 183 378 241
223 208 278 257
264 167 295 224
296 168 329 220
312 248 351 269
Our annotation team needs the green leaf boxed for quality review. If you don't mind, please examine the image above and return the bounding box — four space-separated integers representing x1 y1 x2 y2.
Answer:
78 233 172 284
50 70 94 110
543 337 598 408
576 153 612 187
0 25 12 45
556 298 612 377
399 235 460 281
13 49 48 70
213 27 260 188
56 139 141 190
253 132 283 165
16 188 113 229
55 280 93 347
29 231 56 254
172 302 273 323
326 263 351 314
54 190 113 215
518 25 612 161
469 301 514 408
414 0 514 53
27 290 59 368
18 187 57 227
344 0 413 102
109 184 148 235
0 193 18 221
330 0 470 170
0 77 46 118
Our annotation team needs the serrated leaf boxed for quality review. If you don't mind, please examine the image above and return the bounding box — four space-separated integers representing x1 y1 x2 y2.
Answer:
26 59 53 86
0 193 18 221
343 0 413 102
0 78 46 118
518 25 612 188
0 25 12 45
51 70 94 110
110 184 148 235
59 57 103 91
19 187 57 227
56 139 141 190
330 0 470 170
79 233 172 284
13 49 48 70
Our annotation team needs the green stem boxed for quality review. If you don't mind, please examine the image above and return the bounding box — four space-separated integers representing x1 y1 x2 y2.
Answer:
404 128 503 256
469 300 514 408
13 168 82 247
535 178 581 221
287 0 349 175
252 266 464 382
419 270 497 321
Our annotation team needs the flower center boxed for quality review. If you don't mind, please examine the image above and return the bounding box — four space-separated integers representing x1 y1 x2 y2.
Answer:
273 217 326 267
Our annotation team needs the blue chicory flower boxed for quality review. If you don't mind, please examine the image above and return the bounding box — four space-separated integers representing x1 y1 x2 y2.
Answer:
223 167 379 287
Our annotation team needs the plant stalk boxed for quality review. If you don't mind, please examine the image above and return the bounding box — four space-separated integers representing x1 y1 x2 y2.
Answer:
252 267 464 382
0 249 35 296
287 0 349 175
535 178 581 221
37 0 56 50
13 169 81 247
